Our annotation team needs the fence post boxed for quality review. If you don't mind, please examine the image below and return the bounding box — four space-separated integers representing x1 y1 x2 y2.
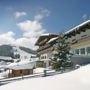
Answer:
44 70 47 77
21 73 24 79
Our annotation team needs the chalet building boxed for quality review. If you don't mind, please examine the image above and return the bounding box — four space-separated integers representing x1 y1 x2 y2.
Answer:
65 20 90 56
35 20 90 66
7 61 35 78
65 20 90 65
8 69 33 78
35 34 58 67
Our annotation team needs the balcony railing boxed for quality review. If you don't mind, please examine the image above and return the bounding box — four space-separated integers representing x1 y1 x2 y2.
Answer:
37 47 54 56
37 44 51 52
39 38 48 46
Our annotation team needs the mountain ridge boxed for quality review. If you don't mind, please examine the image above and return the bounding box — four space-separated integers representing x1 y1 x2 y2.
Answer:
0 44 37 59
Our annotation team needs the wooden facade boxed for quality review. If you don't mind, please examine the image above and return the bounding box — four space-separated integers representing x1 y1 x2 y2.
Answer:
35 34 57 67
36 34 57 57
8 69 33 78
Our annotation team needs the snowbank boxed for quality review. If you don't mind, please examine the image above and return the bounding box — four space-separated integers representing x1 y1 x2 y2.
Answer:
34 68 45 73
0 70 9 79
0 64 90 90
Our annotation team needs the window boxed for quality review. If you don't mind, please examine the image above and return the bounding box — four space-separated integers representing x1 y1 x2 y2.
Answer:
41 55 47 59
70 50 74 55
75 49 79 55
41 56 44 59
80 48 85 55
44 56 47 59
47 54 52 59
87 47 90 54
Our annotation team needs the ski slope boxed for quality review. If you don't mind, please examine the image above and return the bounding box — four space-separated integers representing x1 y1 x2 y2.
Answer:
12 46 35 61
0 64 90 90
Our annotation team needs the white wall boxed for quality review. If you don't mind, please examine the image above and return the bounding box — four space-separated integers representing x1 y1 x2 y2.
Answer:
67 29 90 43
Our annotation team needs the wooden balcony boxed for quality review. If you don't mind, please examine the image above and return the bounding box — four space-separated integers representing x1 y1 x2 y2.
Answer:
37 44 51 52
39 38 48 46
37 47 54 56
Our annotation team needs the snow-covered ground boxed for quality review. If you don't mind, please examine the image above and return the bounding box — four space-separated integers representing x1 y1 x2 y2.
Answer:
0 70 9 79
0 45 38 79
0 64 90 90
0 45 37 79
0 62 8 70
12 45 35 61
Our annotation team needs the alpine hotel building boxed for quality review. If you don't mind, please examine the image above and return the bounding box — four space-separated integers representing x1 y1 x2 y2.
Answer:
35 20 90 66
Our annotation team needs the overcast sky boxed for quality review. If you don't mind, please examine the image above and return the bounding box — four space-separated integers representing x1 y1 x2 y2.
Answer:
0 0 90 49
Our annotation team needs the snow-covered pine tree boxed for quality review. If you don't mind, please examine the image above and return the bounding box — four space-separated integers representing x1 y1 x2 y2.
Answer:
51 32 72 71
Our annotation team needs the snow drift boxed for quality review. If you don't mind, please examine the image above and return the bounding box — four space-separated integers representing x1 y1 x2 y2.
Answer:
0 64 90 90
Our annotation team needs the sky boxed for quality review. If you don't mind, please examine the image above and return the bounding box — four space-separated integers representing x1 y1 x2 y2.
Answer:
0 0 90 50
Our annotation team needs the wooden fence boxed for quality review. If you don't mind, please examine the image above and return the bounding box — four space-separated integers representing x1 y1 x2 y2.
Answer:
0 70 57 85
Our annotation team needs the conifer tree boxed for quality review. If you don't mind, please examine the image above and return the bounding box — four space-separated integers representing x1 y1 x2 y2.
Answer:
52 32 72 71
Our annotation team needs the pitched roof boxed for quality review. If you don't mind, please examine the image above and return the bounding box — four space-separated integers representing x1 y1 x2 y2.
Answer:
35 34 57 45
65 20 90 34
47 37 58 43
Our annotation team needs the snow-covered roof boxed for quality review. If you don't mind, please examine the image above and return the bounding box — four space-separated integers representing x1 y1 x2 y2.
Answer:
41 33 50 36
0 65 7 69
41 33 57 36
47 37 58 43
7 61 35 70
35 33 57 45
65 20 90 34
0 56 12 60
0 61 11 69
